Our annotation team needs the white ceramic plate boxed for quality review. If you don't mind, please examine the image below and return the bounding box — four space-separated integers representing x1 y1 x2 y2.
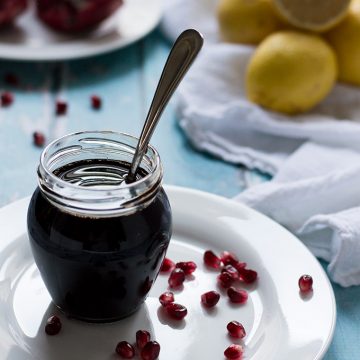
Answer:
0 0 162 61
0 186 335 360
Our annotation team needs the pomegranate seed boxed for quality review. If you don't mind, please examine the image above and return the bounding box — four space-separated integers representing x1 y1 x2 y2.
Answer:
168 268 185 288
159 291 175 307
175 261 197 275
33 131 46 147
224 344 244 359
140 341 160 360
227 287 248 304
234 262 247 271
165 303 187 320
238 268 258 284
222 265 239 279
1 92 13 107
45 315 61 335
204 250 222 269
201 290 220 307
56 100 67 115
220 251 238 266
136 330 151 350
116 341 135 358
4 73 19 86
299 275 313 293
160 257 175 273
217 272 234 288
91 95 102 109
227 321 246 339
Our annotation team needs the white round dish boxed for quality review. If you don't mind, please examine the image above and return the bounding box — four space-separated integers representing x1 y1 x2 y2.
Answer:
0 0 163 61
0 186 335 359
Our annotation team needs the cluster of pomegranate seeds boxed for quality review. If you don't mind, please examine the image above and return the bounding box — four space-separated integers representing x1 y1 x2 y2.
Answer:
116 341 135 359
1 92 14 107
165 303 188 320
33 131 46 147
117 330 160 360
227 321 246 339
204 250 222 269
175 261 197 275
224 344 244 359
227 287 248 304
299 274 313 293
160 257 175 273
141 341 161 360
136 330 151 350
159 291 175 307
217 271 235 288
201 290 220 308
45 315 62 335
91 95 102 109
4 73 19 86
56 100 68 115
168 268 185 288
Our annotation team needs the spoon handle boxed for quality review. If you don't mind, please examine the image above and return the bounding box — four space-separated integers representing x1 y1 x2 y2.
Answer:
128 29 204 181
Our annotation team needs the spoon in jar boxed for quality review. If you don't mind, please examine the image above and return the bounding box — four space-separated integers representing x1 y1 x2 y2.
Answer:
126 29 204 183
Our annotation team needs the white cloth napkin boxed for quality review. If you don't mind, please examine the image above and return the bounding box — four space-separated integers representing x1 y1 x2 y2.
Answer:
162 0 360 286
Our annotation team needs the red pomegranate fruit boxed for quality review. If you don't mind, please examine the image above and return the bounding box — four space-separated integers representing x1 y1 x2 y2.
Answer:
0 0 27 28
36 0 123 33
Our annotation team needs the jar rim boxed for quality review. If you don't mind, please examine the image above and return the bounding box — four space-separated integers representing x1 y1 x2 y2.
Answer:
37 130 163 217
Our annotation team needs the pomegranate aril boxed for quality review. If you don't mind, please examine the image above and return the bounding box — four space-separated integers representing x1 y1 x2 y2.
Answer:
299 274 313 293
160 257 175 273
33 131 45 147
45 315 62 335
201 290 220 308
56 100 67 115
220 251 238 266
227 321 246 339
116 341 135 358
168 268 185 288
1 92 13 107
165 303 187 320
203 250 222 269
238 268 258 284
222 265 239 279
217 271 234 288
91 95 102 109
141 341 160 360
224 344 244 359
175 261 197 275
136 330 151 350
227 287 248 304
159 291 175 307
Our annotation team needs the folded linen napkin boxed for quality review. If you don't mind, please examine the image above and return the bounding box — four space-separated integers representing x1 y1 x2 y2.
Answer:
162 0 360 286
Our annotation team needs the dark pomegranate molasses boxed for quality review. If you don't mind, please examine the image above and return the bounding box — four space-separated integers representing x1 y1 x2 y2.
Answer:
27 132 172 323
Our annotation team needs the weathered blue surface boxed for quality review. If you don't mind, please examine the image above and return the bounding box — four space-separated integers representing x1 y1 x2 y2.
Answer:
0 30 357 359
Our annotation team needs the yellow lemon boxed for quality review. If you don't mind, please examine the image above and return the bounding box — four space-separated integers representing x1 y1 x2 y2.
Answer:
273 0 351 32
246 31 338 115
217 0 283 45
326 0 360 86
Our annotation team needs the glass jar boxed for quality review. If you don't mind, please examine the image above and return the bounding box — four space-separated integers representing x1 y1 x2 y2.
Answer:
27 131 172 323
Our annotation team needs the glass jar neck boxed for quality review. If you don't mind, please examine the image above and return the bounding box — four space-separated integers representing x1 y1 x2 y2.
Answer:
37 131 163 217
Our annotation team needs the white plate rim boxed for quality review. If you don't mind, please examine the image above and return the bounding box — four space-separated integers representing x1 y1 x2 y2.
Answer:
0 0 163 61
0 185 336 359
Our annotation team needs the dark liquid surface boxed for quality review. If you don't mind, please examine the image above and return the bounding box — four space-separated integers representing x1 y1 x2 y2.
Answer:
27 160 172 322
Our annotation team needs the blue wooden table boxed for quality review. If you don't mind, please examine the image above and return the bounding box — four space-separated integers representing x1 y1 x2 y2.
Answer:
0 29 358 359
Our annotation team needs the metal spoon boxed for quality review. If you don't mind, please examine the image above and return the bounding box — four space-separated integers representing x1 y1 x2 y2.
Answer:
127 29 204 182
